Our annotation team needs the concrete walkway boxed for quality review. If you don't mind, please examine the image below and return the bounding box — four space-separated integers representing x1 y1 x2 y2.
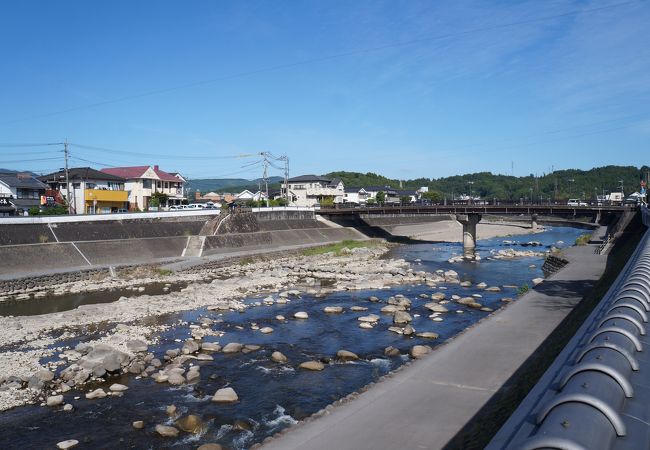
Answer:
261 227 609 450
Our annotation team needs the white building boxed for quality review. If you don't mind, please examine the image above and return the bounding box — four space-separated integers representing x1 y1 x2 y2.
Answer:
39 167 128 214
343 187 369 205
101 165 185 211
235 190 268 202
283 175 344 207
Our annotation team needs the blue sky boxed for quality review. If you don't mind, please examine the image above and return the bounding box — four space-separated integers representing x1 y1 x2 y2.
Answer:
1 0 649 181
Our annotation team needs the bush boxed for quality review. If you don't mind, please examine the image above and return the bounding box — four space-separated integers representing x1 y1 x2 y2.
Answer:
517 284 529 296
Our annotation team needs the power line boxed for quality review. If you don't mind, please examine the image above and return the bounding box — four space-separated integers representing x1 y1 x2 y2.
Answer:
0 1 636 125
0 142 63 147
69 143 256 160
2 157 62 163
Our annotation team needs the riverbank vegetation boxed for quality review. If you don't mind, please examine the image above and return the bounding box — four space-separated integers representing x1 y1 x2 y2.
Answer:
300 239 381 256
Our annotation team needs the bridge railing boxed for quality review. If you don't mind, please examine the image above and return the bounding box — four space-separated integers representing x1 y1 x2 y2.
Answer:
487 205 650 450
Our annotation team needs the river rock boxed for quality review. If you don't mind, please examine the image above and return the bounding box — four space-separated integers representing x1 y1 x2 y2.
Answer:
126 339 148 353
350 306 368 311
416 332 439 339
56 440 79 449
166 405 177 416
182 340 200 354
359 322 374 329
63 404 73 412
336 350 359 361
393 311 412 324
424 303 448 313
476 282 487 289
196 353 214 361
485 286 501 292
460 281 472 287
358 314 380 323
212 387 239 403
410 345 432 359
168 373 185 386
323 306 343 314
271 351 288 363
222 342 243 353
299 361 325 371
380 305 402 314
197 445 224 450
132 420 144 429
403 324 416 336
532 278 544 286
35 369 55 382
384 346 401 356
260 327 274 334
155 424 179 437
85 388 107 400
431 293 446 301
201 342 221 352
368 296 380 302
175 414 204 433
481 307 494 312
275 315 286 321
46 395 63 407
294 311 309 319
109 383 128 392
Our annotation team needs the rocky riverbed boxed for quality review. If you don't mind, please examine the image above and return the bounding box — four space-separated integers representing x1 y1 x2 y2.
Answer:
0 227 586 449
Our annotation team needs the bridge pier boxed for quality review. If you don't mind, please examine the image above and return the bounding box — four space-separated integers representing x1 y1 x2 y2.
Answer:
456 214 481 255
531 214 538 231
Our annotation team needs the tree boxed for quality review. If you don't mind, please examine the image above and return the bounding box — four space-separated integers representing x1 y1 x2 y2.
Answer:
421 191 441 202
320 197 334 207
375 191 386 203
400 195 412 204
150 192 169 207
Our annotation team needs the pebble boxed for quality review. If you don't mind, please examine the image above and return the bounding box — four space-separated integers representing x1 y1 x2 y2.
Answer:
299 360 325 371
294 311 309 319
132 420 144 429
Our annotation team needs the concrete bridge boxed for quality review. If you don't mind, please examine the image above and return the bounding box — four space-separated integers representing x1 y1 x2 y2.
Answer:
318 204 629 254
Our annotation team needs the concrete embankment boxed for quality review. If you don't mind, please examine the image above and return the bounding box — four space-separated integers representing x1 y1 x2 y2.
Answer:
0 210 366 279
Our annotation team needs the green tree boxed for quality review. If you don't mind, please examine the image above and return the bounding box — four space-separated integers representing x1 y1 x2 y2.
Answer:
421 191 441 202
376 191 386 203
150 192 169 207
400 195 412 204
320 197 334 207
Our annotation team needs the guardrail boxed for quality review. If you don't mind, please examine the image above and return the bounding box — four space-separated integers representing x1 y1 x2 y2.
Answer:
0 209 220 225
487 206 650 450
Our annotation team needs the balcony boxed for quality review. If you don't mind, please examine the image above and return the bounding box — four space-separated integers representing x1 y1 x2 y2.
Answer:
85 189 128 202
305 187 341 197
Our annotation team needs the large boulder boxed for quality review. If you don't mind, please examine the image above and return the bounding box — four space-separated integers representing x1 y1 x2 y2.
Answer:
299 361 325 371
336 350 359 361
271 351 288 363
221 343 243 354
155 424 179 437
212 387 238 403
393 311 413 324
410 345 432 359
175 414 204 434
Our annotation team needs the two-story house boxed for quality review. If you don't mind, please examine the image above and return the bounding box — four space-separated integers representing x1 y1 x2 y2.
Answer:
100 165 185 211
0 171 48 215
283 175 344 207
365 185 401 204
343 187 369 205
39 167 128 214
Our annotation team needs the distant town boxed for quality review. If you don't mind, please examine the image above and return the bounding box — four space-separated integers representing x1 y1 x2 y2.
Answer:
0 163 647 217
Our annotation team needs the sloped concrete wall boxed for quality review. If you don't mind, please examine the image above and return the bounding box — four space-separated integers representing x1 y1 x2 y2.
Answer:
75 237 188 266
0 243 89 276
0 224 56 245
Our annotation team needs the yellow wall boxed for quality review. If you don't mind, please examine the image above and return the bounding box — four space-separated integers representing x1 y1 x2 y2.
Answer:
85 189 128 202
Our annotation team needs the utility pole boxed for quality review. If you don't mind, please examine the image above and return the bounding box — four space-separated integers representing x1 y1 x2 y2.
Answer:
64 139 72 214
261 153 270 208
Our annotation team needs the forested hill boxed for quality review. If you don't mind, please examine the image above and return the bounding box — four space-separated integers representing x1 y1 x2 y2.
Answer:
326 165 650 201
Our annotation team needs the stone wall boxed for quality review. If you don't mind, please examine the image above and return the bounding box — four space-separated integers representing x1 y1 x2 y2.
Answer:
0 224 56 246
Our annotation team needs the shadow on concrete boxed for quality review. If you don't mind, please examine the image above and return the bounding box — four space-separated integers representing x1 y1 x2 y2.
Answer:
443 211 644 450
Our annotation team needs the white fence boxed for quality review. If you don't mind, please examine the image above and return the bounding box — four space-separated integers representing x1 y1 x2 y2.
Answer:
0 209 221 225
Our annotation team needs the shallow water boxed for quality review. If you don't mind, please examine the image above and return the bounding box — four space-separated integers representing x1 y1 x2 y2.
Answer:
0 226 585 450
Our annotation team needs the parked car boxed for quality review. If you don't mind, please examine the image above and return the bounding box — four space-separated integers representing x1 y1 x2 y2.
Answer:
186 203 205 209
168 205 182 210
567 199 588 206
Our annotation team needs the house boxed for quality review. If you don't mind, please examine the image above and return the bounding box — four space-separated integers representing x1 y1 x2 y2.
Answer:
365 185 400 204
395 189 418 203
0 172 48 215
282 175 345 207
343 187 369 205
100 165 185 211
39 167 128 214
235 190 268 202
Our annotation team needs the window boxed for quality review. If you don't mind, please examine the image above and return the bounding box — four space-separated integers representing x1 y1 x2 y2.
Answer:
17 188 40 199
86 183 97 189
157 181 162 189
72 182 81 189
142 180 152 189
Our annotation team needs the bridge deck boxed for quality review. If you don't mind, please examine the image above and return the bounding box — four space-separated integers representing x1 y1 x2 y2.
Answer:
318 205 627 215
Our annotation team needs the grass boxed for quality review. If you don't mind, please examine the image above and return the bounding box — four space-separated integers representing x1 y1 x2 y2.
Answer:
574 233 592 246
238 257 255 266
444 213 645 450
156 268 172 276
301 240 380 257
517 284 529 296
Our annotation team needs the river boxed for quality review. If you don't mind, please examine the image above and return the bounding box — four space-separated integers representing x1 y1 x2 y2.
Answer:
0 226 586 450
